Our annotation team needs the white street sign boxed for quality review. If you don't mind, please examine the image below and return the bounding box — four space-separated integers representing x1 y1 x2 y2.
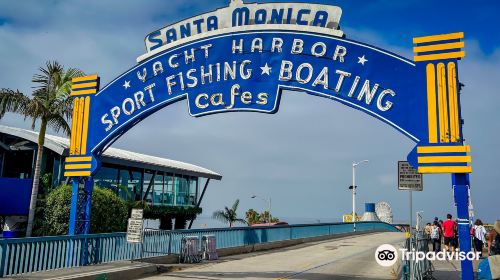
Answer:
126 218 143 243
398 161 423 191
130 208 144 220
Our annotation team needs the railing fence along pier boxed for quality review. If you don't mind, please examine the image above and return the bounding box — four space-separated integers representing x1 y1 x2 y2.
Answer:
0 221 398 277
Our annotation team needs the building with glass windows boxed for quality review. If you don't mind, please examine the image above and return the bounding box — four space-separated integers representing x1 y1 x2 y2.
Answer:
0 125 222 230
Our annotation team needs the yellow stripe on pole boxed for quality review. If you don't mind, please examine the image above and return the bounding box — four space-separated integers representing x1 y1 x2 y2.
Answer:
447 62 460 142
75 97 85 154
72 82 97 90
437 63 449 142
71 88 97 96
413 32 464 44
417 145 470 153
413 42 464 53
418 166 472 174
70 98 80 155
414 51 465 62
426 63 438 143
418 156 471 164
66 156 92 162
80 96 91 155
64 171 91 177
65 164 92 170
72 75 98 83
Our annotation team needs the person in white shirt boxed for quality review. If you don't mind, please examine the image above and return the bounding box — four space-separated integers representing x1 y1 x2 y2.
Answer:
430 221 442 252
472 219 487 258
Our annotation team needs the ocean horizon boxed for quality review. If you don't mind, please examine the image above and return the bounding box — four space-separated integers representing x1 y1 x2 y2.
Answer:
142 216 411 230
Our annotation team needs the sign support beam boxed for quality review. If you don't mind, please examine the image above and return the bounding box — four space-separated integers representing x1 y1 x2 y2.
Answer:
188 178 211 229
68 177 80 235
452 173 473 279
82 177 94 234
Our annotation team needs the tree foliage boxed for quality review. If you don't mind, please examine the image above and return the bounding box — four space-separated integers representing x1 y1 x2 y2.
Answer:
41 185 128 235
0 61 84 236
245 209 280 225
212 199 247 227
245 208 260 225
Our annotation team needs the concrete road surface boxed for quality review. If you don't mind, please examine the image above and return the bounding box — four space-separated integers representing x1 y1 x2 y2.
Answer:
142 232 406 280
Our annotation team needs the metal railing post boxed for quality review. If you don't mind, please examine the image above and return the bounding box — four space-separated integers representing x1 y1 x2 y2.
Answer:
0 241 6 277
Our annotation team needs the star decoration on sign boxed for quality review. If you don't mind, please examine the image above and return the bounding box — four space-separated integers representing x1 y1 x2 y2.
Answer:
260 63 272 75
358 55 368 66
123 80 131 89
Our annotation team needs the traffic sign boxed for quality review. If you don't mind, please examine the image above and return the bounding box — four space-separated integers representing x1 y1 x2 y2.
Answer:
398 161 423 191
130 208 144 220
126 219 143 243
126 208 144 243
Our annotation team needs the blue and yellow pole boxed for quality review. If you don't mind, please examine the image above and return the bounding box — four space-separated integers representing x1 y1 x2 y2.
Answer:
65 75 100 235
453 173 473 278
68 177 80 235
413 32 473 279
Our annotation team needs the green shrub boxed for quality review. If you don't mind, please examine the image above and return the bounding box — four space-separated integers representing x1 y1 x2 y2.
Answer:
42 185 128 235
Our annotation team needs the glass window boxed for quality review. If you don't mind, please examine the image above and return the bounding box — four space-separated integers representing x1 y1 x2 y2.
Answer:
143 171 154 204
52 158 61 187
153 173 163 205
119 169 142 201
188 177 198 206
163 174 174 205
175 175 188 205
94 166 119 193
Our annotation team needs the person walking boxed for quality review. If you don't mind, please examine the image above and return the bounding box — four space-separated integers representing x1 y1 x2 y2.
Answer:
442 214 457 252
425 222 432 245
472 219 487 258
488 220 500 256
454 219 460 250
431 221 442 252
438 219 444 249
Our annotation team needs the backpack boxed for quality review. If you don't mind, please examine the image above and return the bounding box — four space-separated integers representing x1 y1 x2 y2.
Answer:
478 258 492 279
470 226 476 236
431 226 440 239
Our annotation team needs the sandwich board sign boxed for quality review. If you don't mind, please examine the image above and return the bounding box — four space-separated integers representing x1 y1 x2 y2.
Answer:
398 161 423 191
126 209 144 243
62 0 474 277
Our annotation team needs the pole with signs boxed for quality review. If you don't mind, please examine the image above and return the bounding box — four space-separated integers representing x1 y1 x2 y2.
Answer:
127 209 144 260
398 161 422 280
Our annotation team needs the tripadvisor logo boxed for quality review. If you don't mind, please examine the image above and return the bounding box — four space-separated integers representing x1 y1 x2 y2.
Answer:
375 244 481 267
375 244 398 267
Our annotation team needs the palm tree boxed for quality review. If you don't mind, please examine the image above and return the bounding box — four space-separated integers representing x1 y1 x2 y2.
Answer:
212 199 247 227
245 208 260 225
0 61 84 236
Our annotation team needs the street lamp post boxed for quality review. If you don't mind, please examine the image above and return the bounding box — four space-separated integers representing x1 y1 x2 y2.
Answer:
352 160 369 232
251 195 272 224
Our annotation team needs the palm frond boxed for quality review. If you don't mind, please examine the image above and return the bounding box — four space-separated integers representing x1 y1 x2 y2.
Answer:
234 218 248 226
231 199 240 212
212 210 230 223
47 114 71 135
0 89 31 118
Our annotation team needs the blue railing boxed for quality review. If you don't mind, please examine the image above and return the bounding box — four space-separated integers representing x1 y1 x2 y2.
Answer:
0 221 398 277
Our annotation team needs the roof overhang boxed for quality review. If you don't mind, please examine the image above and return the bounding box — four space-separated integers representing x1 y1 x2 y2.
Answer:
0 125 222 180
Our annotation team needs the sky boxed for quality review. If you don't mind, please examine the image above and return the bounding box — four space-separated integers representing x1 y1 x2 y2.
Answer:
0 0 499 225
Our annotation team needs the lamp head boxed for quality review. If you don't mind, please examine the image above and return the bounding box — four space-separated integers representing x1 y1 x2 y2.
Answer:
353 159 369 166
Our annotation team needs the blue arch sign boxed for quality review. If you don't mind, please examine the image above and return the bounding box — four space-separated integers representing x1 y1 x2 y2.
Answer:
64 1 473 277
